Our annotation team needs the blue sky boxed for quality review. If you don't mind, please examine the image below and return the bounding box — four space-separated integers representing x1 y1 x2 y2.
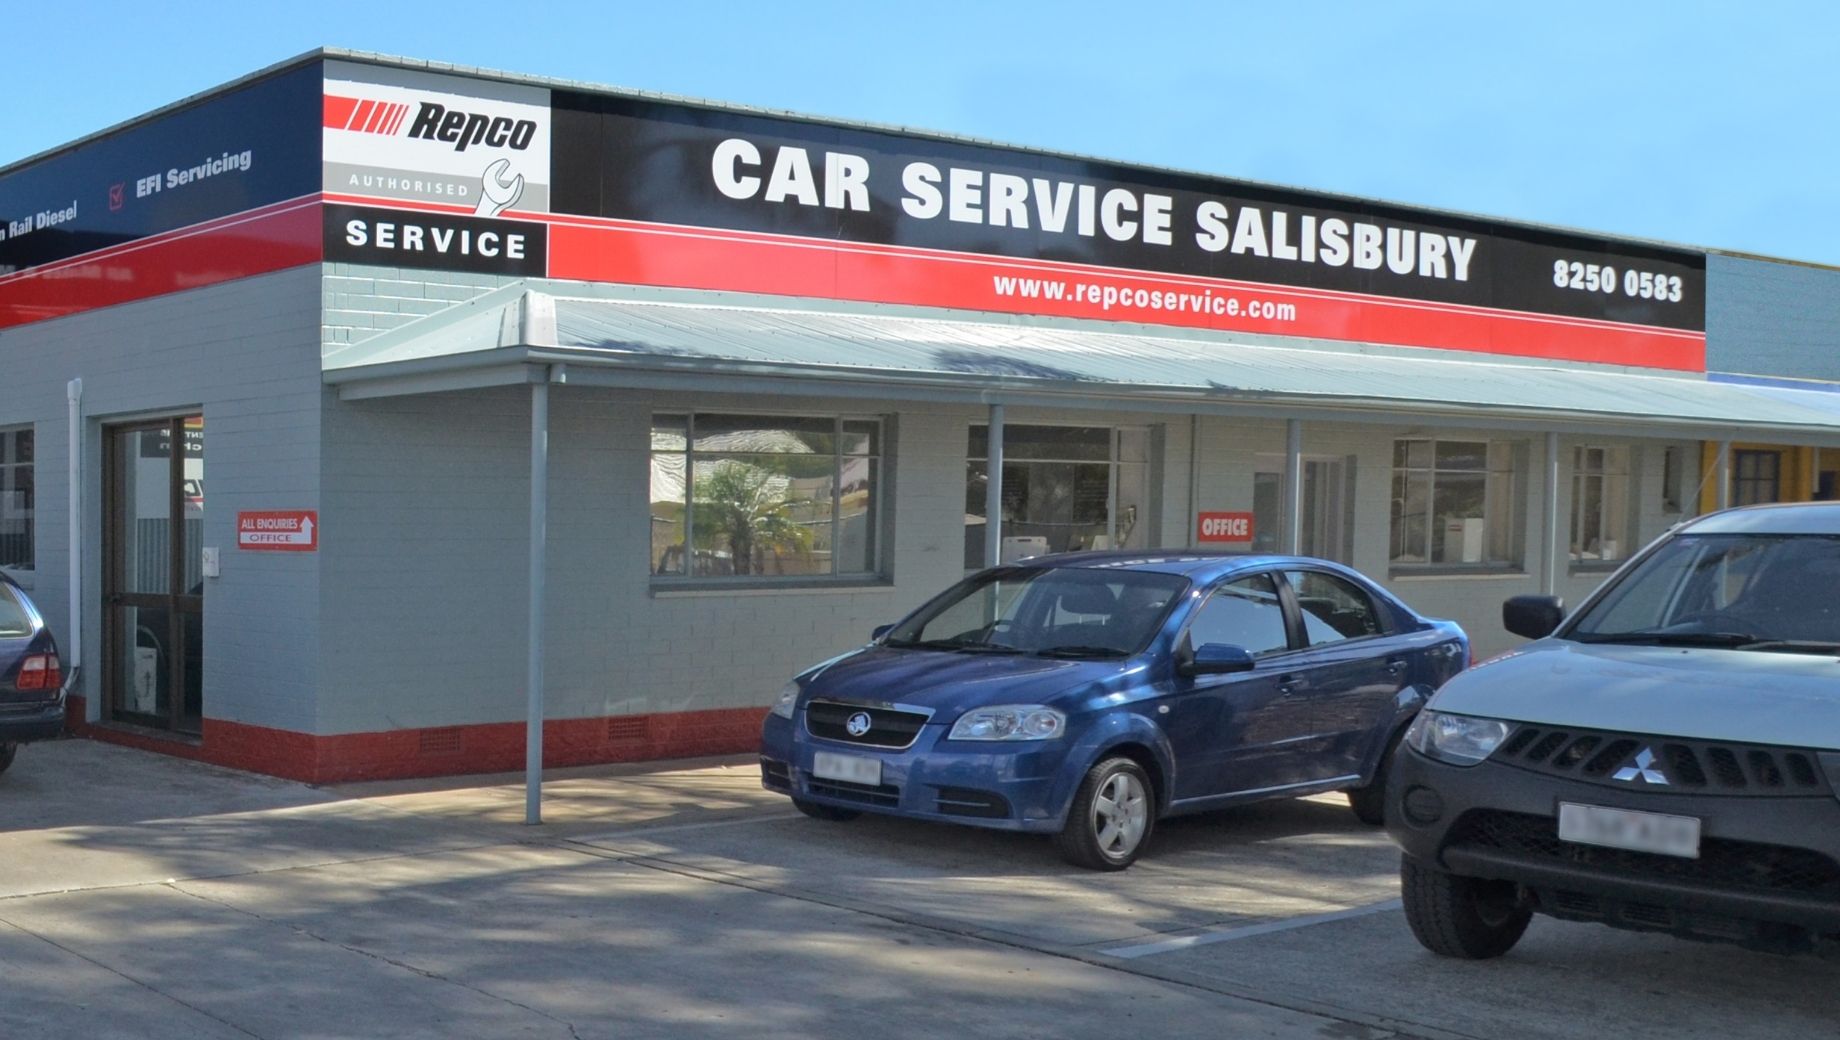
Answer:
10 2 1836 264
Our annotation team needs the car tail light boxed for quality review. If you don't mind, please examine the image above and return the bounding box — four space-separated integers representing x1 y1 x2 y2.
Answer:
16 654 60 692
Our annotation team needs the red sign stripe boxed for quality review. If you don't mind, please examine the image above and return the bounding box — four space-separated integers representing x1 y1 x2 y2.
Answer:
546 221 1705 371
0 202 322 331
322 95 359 130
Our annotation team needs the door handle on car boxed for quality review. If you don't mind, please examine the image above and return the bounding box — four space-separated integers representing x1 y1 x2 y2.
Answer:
1278 676 1302 696
1385 658 1408 676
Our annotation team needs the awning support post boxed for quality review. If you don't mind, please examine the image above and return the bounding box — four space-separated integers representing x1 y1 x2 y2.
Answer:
1716 439 1732 511
525 371 550 826
1282 419 1302 555
985 403 1005 567
1542 431 1561 596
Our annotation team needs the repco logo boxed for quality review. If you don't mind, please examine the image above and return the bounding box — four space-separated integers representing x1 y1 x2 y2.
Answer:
407 102 537 153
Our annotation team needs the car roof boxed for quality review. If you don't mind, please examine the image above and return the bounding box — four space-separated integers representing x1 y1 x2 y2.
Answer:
1004 550 1345 581
1679 501 1840 536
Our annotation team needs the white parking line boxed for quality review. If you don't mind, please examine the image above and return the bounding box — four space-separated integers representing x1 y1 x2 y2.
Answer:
1098 899 1403 959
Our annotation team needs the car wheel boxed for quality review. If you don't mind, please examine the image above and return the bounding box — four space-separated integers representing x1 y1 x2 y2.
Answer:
1400 856 1532 959
792 797 861 822
1054 757 1155 871
1347 725 1406 826
0 743 15 776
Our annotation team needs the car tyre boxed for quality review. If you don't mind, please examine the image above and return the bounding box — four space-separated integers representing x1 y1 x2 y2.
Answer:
1400 856 1532 959
1054 757 1155 871
1347 725 1405 826
792 797 861 822
0 742 14 776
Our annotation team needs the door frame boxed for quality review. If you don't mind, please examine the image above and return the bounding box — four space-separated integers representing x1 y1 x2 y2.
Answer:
102 415 204 735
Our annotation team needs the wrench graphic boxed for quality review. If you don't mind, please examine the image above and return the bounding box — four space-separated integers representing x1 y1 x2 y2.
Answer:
474 158 525 217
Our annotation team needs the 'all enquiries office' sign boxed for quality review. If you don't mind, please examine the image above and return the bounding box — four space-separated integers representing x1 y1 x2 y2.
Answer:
238 510 318 552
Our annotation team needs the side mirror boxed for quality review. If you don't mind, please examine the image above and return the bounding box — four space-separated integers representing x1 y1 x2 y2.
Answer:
1503 595 1564 640
871 624 895 642
1182 642 1256 677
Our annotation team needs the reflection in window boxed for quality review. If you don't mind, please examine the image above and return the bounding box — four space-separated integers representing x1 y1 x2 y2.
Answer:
1285 570 1383 645
1571 446 1631 565
1390 438 1521 568
0 428 32 572
1187 574 1289 655
965 424 1150 568
650 414 881 579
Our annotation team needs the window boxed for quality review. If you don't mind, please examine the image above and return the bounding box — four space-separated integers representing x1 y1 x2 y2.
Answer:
1571 446 1631 566
0 427 31 572
650 414 881 580
1186 574 1289 656
1732 450 1781 507
1284 570 1384 645
965 424 1150 568
1390 439 1521 568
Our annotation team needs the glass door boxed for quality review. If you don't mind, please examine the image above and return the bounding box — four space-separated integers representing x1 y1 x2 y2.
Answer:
104 416 204 734
1252 454 1354 562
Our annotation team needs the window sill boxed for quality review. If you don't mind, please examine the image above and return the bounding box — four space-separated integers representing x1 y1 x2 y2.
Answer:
1388 567 1529 581
1568 562 1626 575
0 567 33 590
650 578 894 598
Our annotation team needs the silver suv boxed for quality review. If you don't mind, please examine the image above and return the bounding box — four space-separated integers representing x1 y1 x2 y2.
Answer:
1387 502 1840 958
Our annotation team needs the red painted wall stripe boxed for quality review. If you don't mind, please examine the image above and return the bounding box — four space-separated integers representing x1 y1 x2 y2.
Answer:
65 695 766 784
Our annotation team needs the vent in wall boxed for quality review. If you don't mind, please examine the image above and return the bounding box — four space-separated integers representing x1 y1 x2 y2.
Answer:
418 727 465 756
607 716 650 743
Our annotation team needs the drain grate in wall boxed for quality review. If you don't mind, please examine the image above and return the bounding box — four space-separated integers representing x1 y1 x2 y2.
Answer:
607 716 651 744
418 727 465 756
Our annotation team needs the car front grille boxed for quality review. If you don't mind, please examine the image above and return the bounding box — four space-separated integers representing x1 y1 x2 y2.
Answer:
805 700 930 750
1450 809 1840 898
1493 725 1831 796
805 775 901 807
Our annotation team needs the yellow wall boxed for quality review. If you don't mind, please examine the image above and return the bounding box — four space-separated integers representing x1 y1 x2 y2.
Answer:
1697 442 1821 513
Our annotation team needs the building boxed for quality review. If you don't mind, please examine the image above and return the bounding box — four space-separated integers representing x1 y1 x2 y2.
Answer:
4 50 1839 782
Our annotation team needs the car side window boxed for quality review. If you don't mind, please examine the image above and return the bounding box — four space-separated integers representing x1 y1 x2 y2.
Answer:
1284 570 1384 646
1187 573 1289 655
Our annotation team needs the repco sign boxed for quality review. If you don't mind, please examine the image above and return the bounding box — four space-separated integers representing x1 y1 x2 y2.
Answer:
407 103 537 152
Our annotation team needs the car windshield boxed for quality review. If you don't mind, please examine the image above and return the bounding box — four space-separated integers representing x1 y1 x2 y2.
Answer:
0 585 32 638
885 567 1189 658
1568 533 1840 652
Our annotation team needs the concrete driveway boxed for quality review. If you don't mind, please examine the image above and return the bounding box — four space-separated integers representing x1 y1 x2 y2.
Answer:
2 738 1834 1039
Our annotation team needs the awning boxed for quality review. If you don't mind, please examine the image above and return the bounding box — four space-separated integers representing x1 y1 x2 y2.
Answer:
322 282 1840 442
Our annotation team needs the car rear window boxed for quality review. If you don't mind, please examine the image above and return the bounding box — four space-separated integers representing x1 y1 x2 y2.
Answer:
0 585 33 638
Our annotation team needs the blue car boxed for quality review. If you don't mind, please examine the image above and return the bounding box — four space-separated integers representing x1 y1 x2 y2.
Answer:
760 551 1468 869
0 573 66 775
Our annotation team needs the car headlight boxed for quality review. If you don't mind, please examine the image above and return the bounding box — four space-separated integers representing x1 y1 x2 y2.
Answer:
1405 710 1512 766
948 705 1066 741
770 681 800 720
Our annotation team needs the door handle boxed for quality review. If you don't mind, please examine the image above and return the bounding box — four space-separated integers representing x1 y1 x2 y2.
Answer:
1385 658 1408 676
1278 676 1302 696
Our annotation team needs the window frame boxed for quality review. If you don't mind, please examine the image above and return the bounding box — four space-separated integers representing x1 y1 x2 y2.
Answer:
1179 571 1294 658
1731 449 1782 507
648 411 888 588
1388 437 1525 574
0 425 33 577
1569 444 1633 571
965 421 1153 569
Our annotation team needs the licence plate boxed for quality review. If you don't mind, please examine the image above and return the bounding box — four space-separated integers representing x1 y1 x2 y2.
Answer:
812 751 883 786
1558 802 1701 859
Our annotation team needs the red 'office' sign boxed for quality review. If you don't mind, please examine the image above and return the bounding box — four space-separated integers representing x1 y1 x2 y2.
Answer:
1197 511 1255 543
237 510 318 552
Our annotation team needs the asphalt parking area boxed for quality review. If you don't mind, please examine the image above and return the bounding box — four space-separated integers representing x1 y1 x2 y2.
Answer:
579 790 1840 1040
4 740 1836 1039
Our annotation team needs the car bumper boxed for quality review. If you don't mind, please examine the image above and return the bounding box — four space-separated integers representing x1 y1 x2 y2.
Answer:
759 712 1078 833
0 695 66 744
1386 746 1840 946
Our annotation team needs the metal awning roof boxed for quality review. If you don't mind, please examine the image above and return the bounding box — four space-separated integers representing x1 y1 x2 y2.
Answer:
322 282 1840 442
